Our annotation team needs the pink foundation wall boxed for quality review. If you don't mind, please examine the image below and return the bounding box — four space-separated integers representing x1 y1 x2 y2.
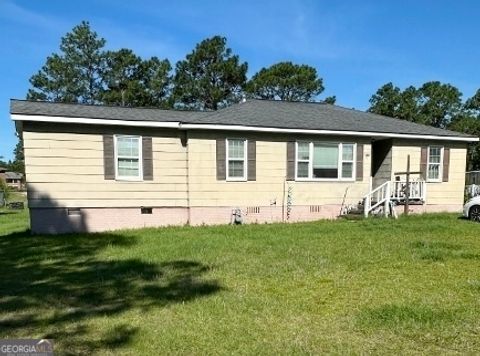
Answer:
29 203 463 234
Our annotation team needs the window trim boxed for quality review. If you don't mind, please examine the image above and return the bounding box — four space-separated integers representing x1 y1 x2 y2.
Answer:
226 138 248 181
427 145 443 183
114 134 143 181
295 141 356 182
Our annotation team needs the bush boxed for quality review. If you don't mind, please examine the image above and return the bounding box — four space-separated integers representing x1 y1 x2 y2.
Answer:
0 179 11 205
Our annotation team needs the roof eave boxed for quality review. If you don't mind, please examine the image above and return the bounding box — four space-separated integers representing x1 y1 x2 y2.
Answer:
11 114 478 142
180 123 479 142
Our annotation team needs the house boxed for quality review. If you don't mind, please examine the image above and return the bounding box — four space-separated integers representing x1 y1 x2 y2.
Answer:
4 171 23 190
0 167 23 190
10 99 478 234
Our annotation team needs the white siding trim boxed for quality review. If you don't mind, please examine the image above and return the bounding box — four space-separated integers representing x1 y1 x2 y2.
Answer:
12 114 179 128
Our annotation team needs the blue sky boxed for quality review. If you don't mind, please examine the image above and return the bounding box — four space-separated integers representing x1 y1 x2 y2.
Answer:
1 0 480 160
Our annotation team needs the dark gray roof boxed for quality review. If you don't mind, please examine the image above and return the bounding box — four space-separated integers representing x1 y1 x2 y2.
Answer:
5 172 23 179
10 99 474 139
190 99 473 138
10 99 207 122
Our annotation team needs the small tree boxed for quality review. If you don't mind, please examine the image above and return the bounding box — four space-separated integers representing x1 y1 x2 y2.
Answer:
0 179 10 206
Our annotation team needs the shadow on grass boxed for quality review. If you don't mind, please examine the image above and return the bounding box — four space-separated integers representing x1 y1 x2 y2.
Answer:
410 240 480 262
0 229 221 353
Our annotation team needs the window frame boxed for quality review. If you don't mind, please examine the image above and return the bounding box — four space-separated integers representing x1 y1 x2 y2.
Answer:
295 141 356 182
427 145 443 182
114 134 143 181
226 138 248 181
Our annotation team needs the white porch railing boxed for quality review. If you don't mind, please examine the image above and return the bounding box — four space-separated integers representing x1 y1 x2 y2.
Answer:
363 181 391 218
391 180 426 202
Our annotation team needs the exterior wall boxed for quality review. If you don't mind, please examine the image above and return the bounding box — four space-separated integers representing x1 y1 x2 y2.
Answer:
186 131 371 225
391 139 468 212
23 122 188 208
22 121 469 233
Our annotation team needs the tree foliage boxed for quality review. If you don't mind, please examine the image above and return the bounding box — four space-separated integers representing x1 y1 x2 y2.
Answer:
246 62 324 102
416 81 462 128
324 96 336 104
368 81 462 128
369 81 480 169
27 22 172 108
27 21 106 104
173 36 248 110
101 49 172 108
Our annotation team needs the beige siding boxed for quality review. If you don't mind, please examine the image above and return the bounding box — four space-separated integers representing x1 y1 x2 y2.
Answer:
23 123 468 211
391 140 467 206
23 129 188 208
187 131 371 207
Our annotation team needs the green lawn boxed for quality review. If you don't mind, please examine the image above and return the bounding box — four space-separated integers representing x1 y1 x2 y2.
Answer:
1 210 480 354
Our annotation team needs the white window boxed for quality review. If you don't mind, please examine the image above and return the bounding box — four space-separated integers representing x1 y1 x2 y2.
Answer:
427 146 443 182
115 135 143 180
226 138 247 180
296 142 355 181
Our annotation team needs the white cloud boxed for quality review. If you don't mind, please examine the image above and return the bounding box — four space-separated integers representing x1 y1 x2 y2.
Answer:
0 0 69 31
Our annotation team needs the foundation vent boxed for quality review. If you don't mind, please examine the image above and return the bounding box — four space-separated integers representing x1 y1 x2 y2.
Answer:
247 206 261 214
67 208 81 216
309 205 322 213
141 207 153 214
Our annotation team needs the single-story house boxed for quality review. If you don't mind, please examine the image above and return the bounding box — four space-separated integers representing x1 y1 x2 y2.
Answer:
0 167 23 190
4 171 23 190
10 99 478 234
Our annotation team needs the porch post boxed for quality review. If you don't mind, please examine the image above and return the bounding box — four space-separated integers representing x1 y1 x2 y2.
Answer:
384 182 390 217
404 155 410 215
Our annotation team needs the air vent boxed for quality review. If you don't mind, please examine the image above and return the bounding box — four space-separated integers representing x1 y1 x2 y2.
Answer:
247 206 261 214
67 208 81 216
309 205 321 213
141 207 153 214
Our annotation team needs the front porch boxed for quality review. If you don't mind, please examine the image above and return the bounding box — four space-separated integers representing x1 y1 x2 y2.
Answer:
363 179 426 218
365 138 427 217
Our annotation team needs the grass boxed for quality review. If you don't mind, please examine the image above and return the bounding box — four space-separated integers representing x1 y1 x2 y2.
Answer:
1 211 480 354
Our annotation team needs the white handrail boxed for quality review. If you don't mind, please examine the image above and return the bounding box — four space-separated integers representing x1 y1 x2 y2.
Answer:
363 181 391 218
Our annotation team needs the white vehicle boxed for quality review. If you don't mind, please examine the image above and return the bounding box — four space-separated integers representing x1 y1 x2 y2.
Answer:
463 196 480 221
